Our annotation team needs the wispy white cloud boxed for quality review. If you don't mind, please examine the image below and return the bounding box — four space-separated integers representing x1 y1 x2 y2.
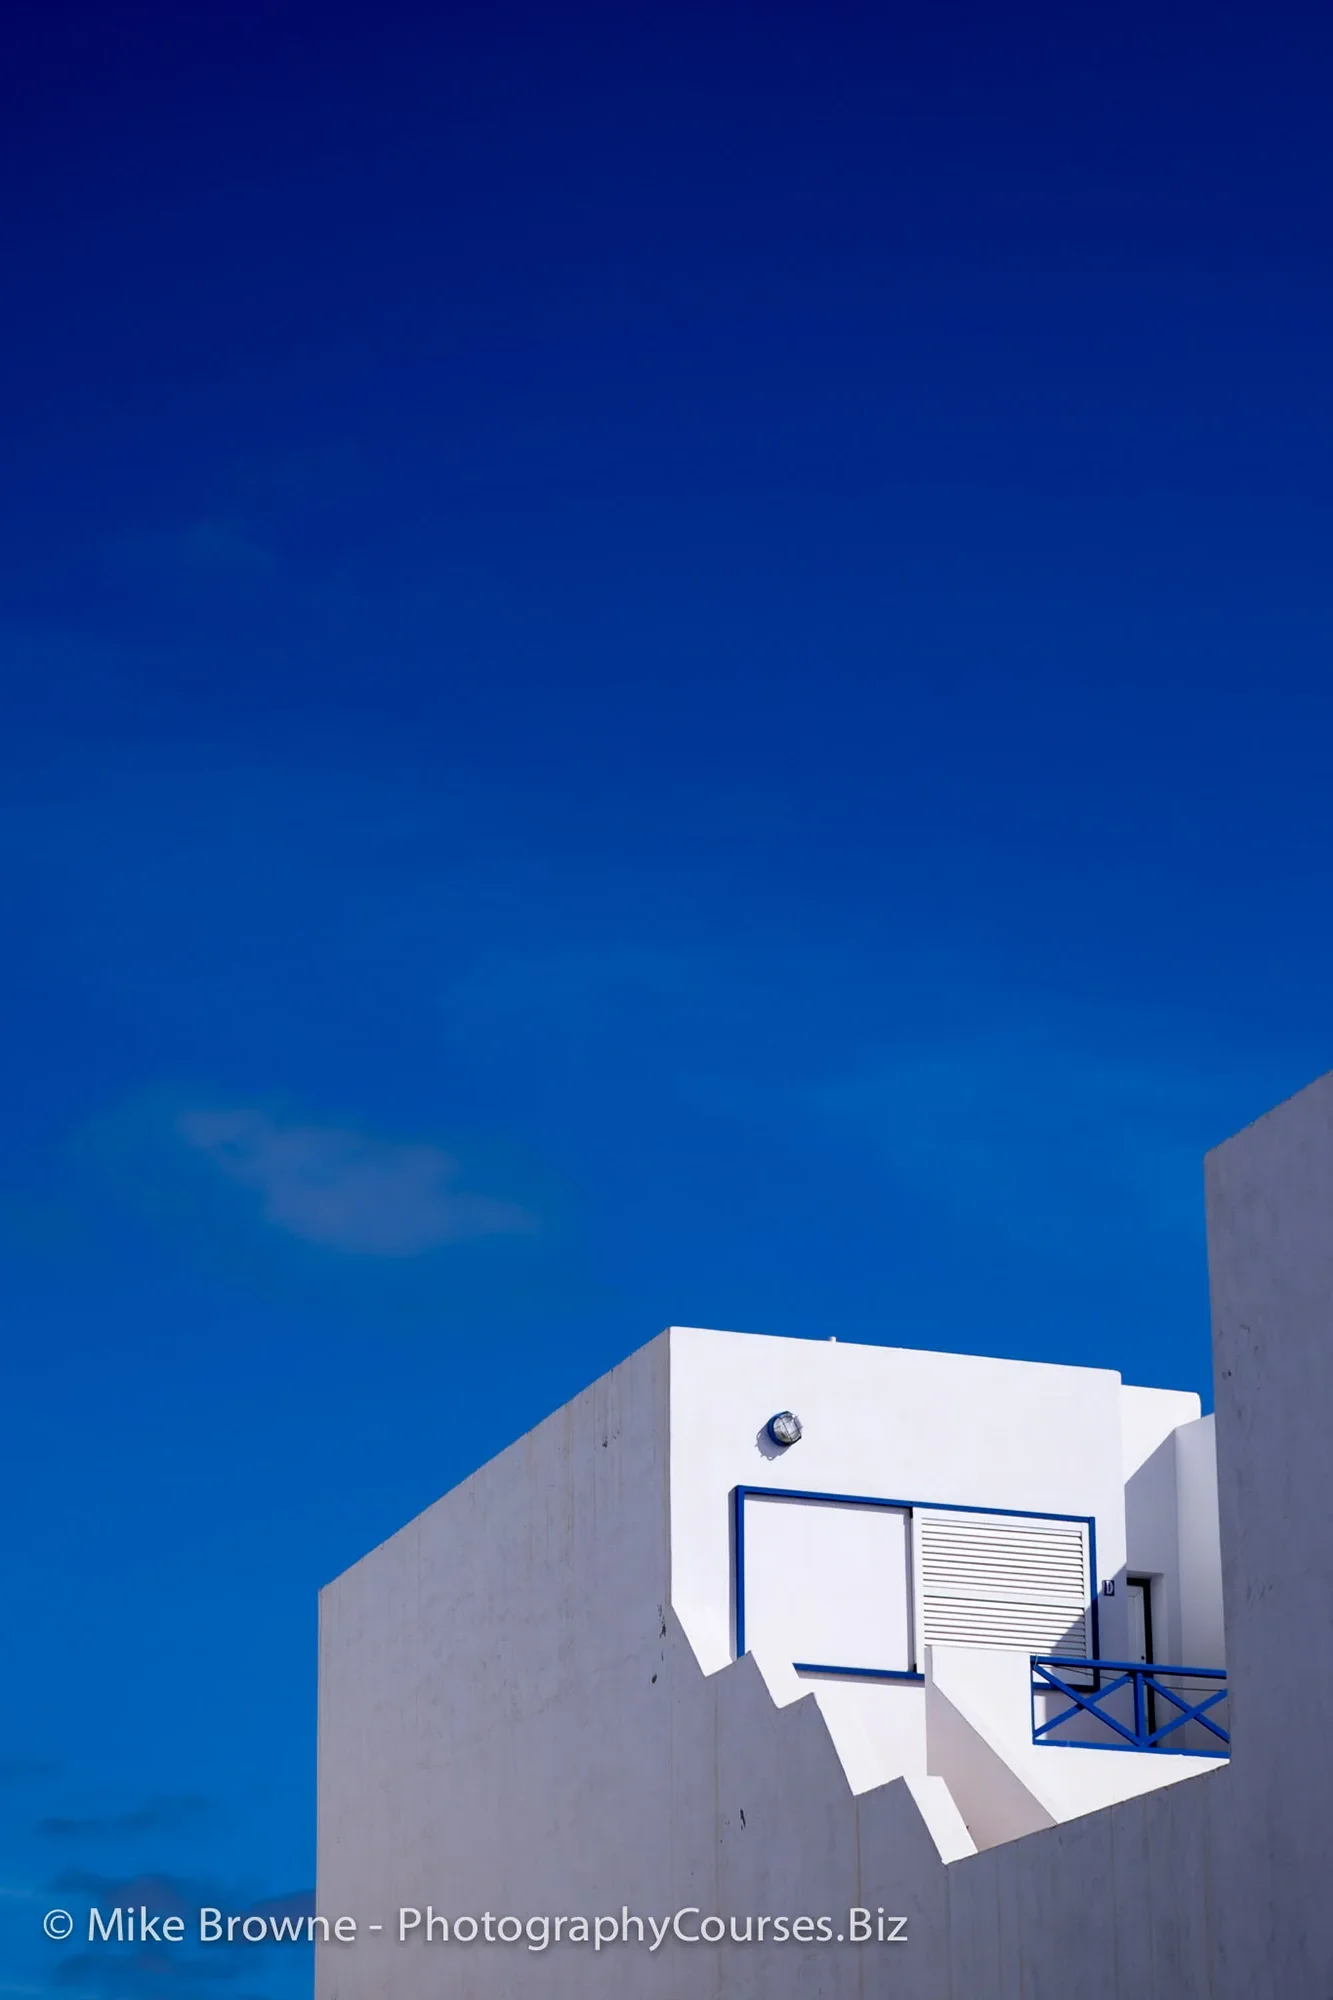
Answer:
179 1109 534 1256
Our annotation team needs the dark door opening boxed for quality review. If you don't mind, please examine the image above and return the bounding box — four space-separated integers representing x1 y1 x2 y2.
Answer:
1126 1575 1157 1737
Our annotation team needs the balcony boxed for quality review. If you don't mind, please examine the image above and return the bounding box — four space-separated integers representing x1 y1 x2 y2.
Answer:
1031 1656 1229 1756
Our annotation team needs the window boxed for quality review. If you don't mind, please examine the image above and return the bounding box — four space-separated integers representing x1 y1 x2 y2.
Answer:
739 1494 914 1675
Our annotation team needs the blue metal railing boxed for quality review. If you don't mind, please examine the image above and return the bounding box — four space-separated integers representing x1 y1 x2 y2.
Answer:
1031 1656 1229 1755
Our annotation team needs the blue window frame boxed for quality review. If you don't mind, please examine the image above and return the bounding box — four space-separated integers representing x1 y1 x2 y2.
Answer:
733 1483 1100 1682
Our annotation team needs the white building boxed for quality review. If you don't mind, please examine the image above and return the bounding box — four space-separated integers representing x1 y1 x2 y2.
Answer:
317 1068 1333 1998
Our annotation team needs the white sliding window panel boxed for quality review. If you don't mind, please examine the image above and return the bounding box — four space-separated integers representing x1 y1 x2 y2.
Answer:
740 1496 914 1673
914 1509 1091 1658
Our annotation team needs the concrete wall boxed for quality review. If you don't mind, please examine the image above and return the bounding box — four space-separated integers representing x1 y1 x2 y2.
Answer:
317 1333 675 1996
317 1067 1333 1999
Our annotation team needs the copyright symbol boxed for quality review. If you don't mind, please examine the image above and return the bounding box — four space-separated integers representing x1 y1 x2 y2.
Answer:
44 1910 74 1940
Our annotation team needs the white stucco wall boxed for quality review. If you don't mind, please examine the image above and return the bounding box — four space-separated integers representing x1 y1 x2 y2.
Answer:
1120 1384 1209 1669
1120 1383 1202 1482
669 1327 1135 1675
668 1326 1203 1786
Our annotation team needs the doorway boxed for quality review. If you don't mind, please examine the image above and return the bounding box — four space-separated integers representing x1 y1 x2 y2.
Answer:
1126 1574 1157 1738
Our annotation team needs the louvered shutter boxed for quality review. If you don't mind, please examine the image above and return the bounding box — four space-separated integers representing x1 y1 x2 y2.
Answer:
915 1510 1090 1657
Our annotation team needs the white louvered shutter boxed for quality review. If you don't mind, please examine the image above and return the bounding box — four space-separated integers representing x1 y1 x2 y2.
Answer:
915 1510 1090 1658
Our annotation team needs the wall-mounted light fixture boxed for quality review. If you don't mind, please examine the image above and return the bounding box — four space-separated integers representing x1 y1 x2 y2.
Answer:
766 1410 803 1447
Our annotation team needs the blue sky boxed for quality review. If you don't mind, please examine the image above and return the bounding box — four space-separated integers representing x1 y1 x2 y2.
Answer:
3 1 1332 1992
